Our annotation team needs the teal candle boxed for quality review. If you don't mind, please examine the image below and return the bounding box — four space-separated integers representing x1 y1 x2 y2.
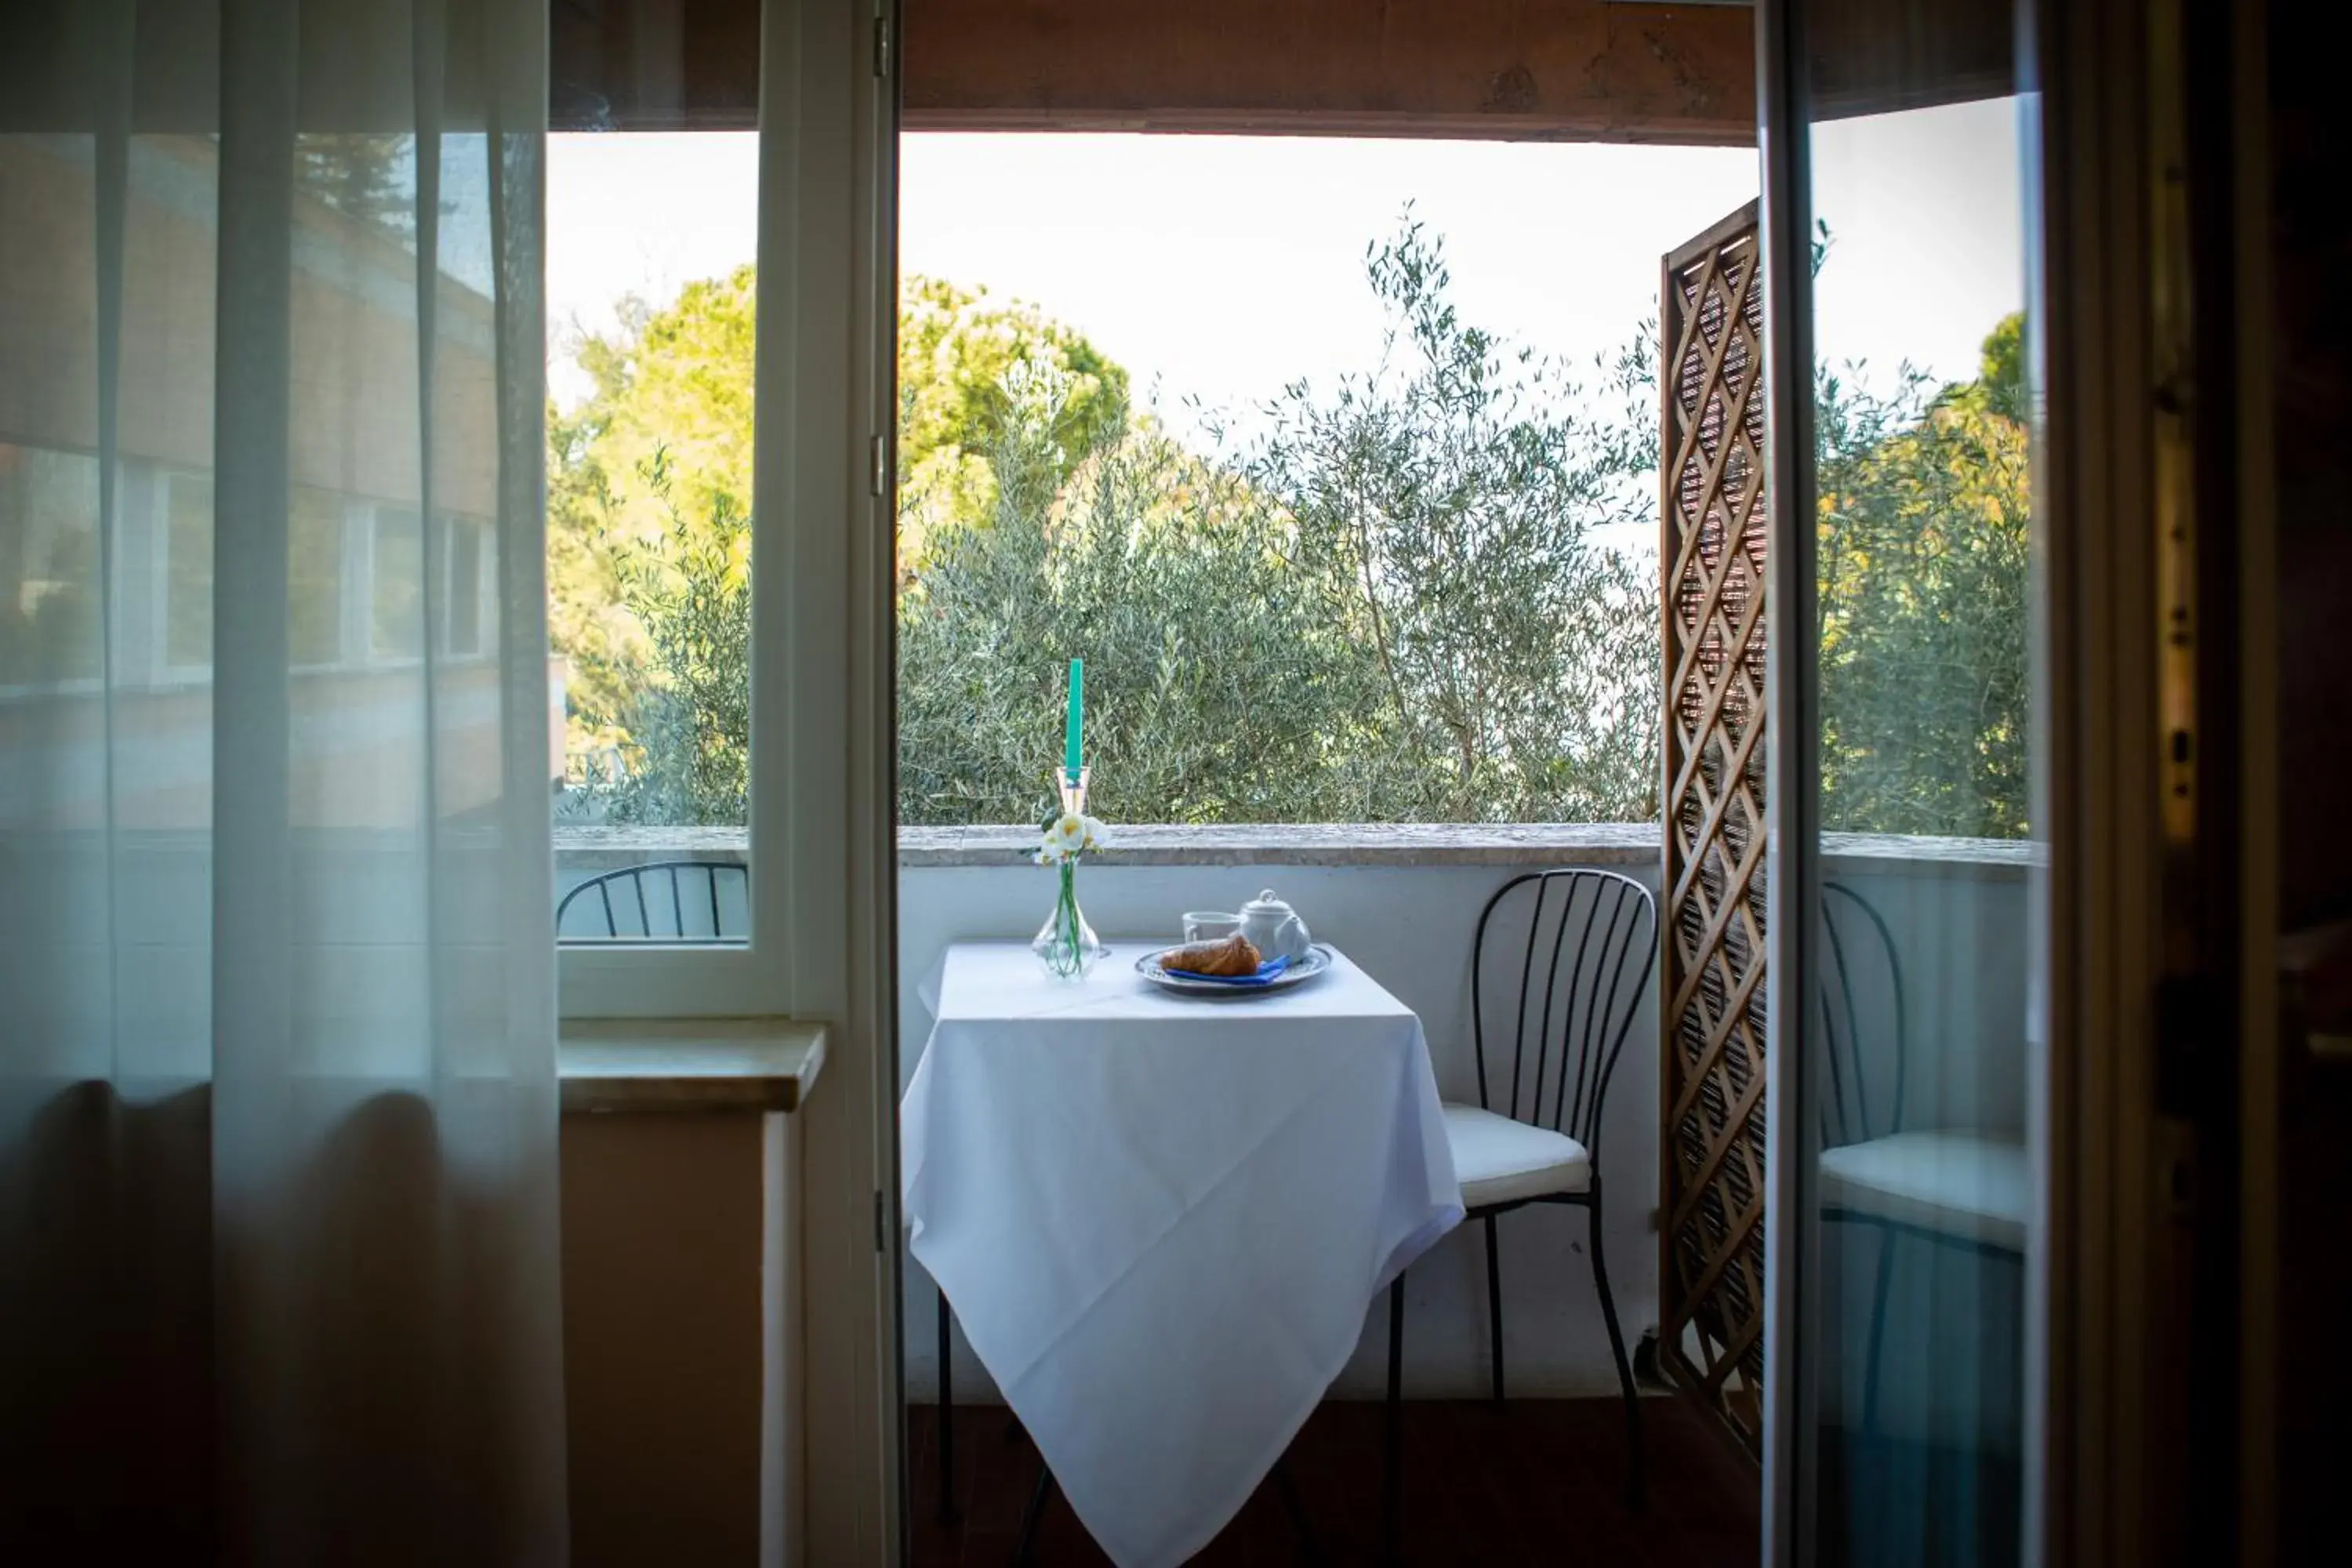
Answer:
1064 658 1083 781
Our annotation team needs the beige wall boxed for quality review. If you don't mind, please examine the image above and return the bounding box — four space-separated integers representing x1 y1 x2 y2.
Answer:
561 1109 800 1568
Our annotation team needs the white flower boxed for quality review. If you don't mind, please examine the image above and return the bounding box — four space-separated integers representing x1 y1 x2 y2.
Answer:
1034 810 1112 866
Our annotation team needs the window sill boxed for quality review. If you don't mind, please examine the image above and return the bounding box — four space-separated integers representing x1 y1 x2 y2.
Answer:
558 1017 826 1115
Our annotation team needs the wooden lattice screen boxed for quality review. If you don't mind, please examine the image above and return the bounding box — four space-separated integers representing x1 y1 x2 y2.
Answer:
1657 200 1769 1454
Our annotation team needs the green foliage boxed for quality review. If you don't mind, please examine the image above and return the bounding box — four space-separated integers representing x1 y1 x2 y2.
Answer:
544 227 2035 841
1239 220 1662 822
577 266 759 524
897 278 1131 574
563 450 752 825
898 392 1372 825
1976 313 2027 416
546 268 1133 797
1815 313 2033 838
546 269 761 793
899 222 1662 826
546 397 642 747
294 134 446 235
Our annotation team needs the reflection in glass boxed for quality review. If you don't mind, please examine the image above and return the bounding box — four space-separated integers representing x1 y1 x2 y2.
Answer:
166 473 216 670
1817 311 2031 840
0 444 101 687
289 487 344 666
1798 11 2038 1566
295 132 419 241
372 504 424 659
444 514 486 656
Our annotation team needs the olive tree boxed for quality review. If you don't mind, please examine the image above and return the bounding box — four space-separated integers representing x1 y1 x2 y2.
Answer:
897 367 1367 826
1240 220 1664 822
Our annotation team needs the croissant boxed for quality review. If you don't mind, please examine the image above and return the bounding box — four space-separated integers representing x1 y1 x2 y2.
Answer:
1165 932 1261 977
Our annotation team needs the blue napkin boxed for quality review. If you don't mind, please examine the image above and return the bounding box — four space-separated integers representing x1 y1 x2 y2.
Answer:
1167 954 1293 987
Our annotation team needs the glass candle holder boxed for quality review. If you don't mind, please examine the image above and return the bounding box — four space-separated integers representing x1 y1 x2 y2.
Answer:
1031 767 1107 979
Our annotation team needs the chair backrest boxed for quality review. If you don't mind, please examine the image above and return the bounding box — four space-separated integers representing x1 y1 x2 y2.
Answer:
1817 880 1907 1147
557 859 748 943
1470 868 1657 1163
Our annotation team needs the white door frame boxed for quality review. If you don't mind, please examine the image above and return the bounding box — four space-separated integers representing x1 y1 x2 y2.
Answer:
1754 0 2192 1563
781 0 902 1561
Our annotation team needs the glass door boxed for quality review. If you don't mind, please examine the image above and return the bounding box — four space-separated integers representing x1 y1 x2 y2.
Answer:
1764 0 2046 1563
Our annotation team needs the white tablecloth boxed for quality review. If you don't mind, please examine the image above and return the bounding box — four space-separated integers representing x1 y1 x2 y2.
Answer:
903 942 1462 1568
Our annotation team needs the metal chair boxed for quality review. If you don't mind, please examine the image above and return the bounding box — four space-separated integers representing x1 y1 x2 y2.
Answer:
556 859 747 942
1816 880 2026 1437
1385 868 1657 1544
1817 881 1911 1152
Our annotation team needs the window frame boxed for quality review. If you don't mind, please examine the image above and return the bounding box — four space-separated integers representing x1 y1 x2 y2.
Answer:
545 9 899 1556
285 483 349 672
439 510 489 659
152 474 466 683
555 0 869 1023
366 500 428 663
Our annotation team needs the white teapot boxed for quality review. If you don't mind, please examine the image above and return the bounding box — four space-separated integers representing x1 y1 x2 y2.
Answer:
1237 889 1313 964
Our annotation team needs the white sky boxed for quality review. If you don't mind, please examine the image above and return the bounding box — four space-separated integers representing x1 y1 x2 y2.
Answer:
547 100 2025 440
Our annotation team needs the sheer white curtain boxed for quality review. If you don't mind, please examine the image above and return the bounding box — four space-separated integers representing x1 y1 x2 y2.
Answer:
1 1 566 1559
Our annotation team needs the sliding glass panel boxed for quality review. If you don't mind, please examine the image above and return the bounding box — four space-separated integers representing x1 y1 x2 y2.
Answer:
1791 1 2043 1563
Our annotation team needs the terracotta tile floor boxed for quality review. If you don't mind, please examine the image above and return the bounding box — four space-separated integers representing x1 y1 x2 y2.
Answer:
906 1397 1760 1567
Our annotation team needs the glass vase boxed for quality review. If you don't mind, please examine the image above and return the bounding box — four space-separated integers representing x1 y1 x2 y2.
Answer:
1031 858 1106 979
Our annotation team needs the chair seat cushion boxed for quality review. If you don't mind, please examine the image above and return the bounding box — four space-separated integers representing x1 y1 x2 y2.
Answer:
1817 1129 2027 1250
1442 1103 1592 1208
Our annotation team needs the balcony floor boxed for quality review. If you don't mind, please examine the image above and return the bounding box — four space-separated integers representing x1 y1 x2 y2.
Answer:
907 1396 1759 1566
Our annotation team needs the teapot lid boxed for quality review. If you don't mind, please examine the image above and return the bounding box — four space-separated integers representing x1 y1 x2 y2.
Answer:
1240 889 1291 913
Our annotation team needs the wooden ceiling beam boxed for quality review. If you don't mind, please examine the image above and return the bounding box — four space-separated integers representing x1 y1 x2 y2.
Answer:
901 0 1758 146
547 1 1759 143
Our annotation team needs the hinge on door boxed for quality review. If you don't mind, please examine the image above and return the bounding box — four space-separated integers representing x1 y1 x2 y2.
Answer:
869 433 887 499
873 1189 886 1252
872 15 890 78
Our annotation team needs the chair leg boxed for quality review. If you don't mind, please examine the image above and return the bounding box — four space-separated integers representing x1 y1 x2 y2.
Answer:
1860 1221 1898 1439
1587 1195 1646 1513
1483 1212 1505 1402
1011 1462 1052 1566
936 1286 958 1525
1385 1275 1405 1564
1272 1456 1323 1563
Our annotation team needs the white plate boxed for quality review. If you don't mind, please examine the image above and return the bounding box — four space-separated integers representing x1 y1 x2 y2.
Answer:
1134 942 1334 998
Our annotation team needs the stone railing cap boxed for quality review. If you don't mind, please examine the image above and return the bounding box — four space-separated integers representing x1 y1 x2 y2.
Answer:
553 821 2036 875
